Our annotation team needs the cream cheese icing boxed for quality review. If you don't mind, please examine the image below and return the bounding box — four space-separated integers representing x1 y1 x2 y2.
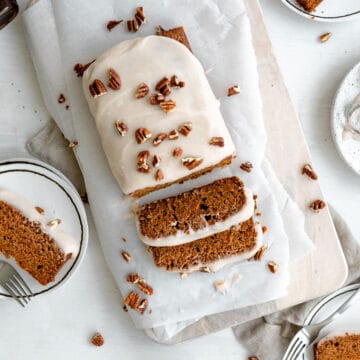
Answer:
83 35 236 195
0 189 79 256
137 187 255 247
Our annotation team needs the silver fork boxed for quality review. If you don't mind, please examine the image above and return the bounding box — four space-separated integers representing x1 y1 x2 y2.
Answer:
281 288 359 360
0 261 33 307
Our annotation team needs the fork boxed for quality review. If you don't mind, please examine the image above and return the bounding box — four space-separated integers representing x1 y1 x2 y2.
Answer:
281 288 359 360
0 261 33 307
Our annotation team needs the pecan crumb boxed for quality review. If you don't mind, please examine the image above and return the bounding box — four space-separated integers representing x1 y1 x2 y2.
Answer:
199 266 212 273
58 93 66 104
178 122 192 136
152 154 161 167
127 273 140 284
153 133 167 147
240 161 253 173
209 137 224 147
115 121 128 136
123 305 128 312
127 19 139 32
168 129 179 140
173 147 183 158
68 141 78 148
170 75 185 88
262 226 268 234
252 245 268 261
137 151 151 173
268 261 278 274
255 212 262 217
91 332 104 347
135 83 149 99
138 299 149 314
124 291 141 310
302 163 318 180
155 169 164 182
227 85 240 96
122 237 127 242
35 206 44 214
135 128 152 144
159 99 176 113
89 79 107 98
107 19 123 31
121 251 131 262
134 6 146 26
309 199 326 212
149 93 165 105
47 219 61 227
137 280 154 296
73 60 95 77
108 68 121 90
319 32 332 43
155 76 169 91
182 157 203 170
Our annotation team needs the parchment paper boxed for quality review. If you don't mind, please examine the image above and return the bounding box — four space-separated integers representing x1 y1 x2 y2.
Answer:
22 0 313 331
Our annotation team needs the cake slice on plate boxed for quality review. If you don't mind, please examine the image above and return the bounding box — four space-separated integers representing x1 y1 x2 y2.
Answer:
0 189 78 285
296 0 323 12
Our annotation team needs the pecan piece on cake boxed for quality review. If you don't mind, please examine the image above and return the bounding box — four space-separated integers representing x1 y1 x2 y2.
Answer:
124 291 141 310
152 155 161 167
182 157 203 170
135 128 152 144
149 93 165 105
178 122 192 136
127 273 140 284
121 250 131 262
137 280 154 296
309 199 326 212
108 68 121 90
302 163 318 180
127 19 139 32
170 75 185 88
159 99 176 113
155 169 164 182
138 299 149 314
135 83 149 99
152 133 167 147
209 137 224 147
115 121 128 136
240 161 253 173
91 332 104 347
173 147 183 158
89 79 107 98
168 130 179 140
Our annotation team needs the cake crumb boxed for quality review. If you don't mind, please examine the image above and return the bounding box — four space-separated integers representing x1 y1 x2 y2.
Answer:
319 32 332 43
91 332 104 347
227 85 240 96
214 281 228 295
262 226 268 234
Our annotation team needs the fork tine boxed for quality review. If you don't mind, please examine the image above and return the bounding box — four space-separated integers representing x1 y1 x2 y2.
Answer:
290 341 306 360
282 337 299 360
1 282 25 307
11 275 31 302
12 269 33 297
7 279 28 304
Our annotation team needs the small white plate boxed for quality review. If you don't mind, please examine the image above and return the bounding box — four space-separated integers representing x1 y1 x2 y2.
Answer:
0 158 88 298
301 283 360 359
281 0 360 22
331 62 360 176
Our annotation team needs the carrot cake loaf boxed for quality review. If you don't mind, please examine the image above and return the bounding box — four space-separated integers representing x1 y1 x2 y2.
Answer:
315 332 360 359
136 177 255 247
296 0 323 12
148 218 262 273
82 35 236 197
0 189 78 285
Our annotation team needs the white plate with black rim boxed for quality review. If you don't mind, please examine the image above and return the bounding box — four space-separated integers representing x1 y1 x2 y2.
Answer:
300 283 360 359
0 158 88 299
281 1 360 22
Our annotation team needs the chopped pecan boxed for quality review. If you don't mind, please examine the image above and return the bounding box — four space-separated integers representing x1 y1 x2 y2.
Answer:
209 137 224 147
108 68 121 90
107 19 123 31
135 128 152 144
155 169 164 182
127 19 139 32
159 99 176 113
137 150 150 166
73 60 95 77
319 32 332 43
252 245 268 261
170 75 185 88
227 85 240 96
173 147 183 158
240 161 253 173
309 199 326 212
182 157 203 170
47 219 61 227
35 206 44 214
124 291 141 310
302 163 318 180
123 305 128 312
153 133 167 147
134 6 146 26
137 163 151 173
121 251 131 262
137 280 154 295
89 79 107 98
127 273 140 284
262 226 268 234
91 333 104 347
122 237 127 242
138 299 148 314
135 83 149 99
155 77 169 91
58 93 66 104
115 121 128 136
68 141 78 148
168 129 179 140
178 122 192 136
267 261 278 274
149 93 165 105
152 154 161 167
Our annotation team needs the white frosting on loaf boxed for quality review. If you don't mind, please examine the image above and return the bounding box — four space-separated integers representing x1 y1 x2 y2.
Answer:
0 189 79 256
83 35 236 195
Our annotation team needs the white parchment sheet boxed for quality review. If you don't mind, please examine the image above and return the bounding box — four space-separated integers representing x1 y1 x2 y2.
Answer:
22 0 313 331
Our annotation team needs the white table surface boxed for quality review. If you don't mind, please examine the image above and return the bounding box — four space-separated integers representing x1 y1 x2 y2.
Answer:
0 1 359 359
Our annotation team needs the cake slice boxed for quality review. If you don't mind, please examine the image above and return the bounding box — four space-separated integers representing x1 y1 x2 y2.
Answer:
136 177 254 247
296 0 323 12
0 189 79 285
148 218 262 273
82 34 236 197
315 332 360 359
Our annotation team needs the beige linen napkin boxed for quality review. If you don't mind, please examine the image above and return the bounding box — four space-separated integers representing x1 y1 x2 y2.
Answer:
234 207 359 359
